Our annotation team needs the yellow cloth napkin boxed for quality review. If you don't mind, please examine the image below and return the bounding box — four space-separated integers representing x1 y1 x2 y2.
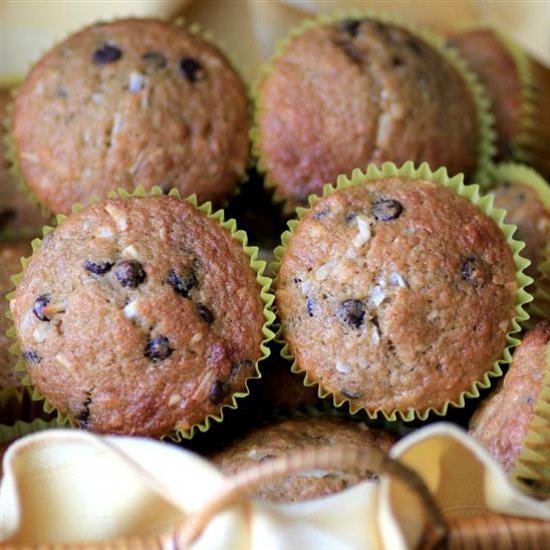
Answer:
1 423 548 548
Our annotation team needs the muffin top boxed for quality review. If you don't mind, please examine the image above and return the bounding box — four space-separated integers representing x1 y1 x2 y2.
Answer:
210 416 397 502
1 239 31 392
469 321 550 473
276 177 518 414
447 29 521 160
13 19 249 214
1 89 51 235
257 18 479 210
10 195 266 437
490 180 550 279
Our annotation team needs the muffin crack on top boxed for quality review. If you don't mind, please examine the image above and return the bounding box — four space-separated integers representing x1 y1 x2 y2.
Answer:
10 195 268 437
275 175 520 415
12 18 249 214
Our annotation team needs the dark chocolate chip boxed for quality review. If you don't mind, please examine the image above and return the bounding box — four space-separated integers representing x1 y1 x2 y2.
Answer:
85 260 113 275
209 380 230 405
337 299 365 328
435 362 444 372
142 51 167 70
167 268 196 297
306 298 315 317
345 212 357 223
313 210 329 220
92 43 123 65
115 260 146 288
392 56 404 67
196 303 214 324
179 57 204 83
342 19 361 38
230 359 253 378
78 392 92 429
144 335 173 362
33 294 52 321
407 38 424 55
342 388 362 399
373 198 403 221
23 350 41 364
460 257 478 281
0 207 16 229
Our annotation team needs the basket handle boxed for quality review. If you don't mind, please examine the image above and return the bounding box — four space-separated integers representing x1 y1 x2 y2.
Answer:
174 444 448 549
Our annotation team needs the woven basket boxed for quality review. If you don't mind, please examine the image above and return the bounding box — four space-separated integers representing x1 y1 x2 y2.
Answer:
3 443 548 550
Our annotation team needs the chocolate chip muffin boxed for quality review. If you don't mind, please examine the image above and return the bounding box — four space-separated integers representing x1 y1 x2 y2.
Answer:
9 194 268 437
448 29 522 161
1 89 51 236
1 239 32 400
12 19 249 214
210 416 397 502
275 172 519 417
469 321 550 473
490 176 550 281
255 17 486 211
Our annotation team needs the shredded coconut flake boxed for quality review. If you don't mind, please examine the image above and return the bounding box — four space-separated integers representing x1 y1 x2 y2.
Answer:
301 280 313 295
123 301 139 319
247 448 264 461
427 311 439 321
129 71 145 93
112 112 123 135
371 326 380 345
96 227 114 239
353 216 371 247
55 353 73 369
336 360 351 374
315 259 338 281
389 272 407 288
122 245 139 259
168 394 181 407
105 204 128 230
370 285 386 306
33 326 47 343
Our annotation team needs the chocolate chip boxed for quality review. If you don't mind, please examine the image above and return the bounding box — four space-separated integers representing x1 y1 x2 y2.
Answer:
115 260 146 288
85 260 113 275
0 208 16 230
167 268 196 297
33 294 52 321
373 199 403 221
306 298 315 317
23 350 41 364
179 58 203 83
209 380 230 405
407 38 424 55
342 19 361 38
92 44 123 65
460 257 478 281
342 388 362 399
142 51 167 70
196 303 214 324
78 392 92 429
145 335 173 362
392 56 404 67
337 299 365 328
230 359 253 378
313 210 329 220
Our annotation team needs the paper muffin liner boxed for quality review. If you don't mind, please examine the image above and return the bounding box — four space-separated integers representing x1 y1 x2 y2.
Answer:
6 186 275 441
3 16 252 218
271 161 533 423
251 10 496 215
502 36 550 180
0 417 62 445
512 340 550 496
489 162 550 325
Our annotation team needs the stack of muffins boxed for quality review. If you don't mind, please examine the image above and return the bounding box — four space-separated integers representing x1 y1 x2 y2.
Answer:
1 13 549 502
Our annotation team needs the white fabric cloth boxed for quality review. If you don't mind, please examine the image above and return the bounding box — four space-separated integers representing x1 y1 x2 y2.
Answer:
1 423 548 548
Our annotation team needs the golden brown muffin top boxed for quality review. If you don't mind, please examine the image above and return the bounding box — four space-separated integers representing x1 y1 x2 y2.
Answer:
469 321 550 472
258 18 478 210
13 19 249 214
210 416 397 503
10 195 265 437
276 178 517 414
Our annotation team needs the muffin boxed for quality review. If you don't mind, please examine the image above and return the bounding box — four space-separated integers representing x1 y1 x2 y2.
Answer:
1 89 51 236
448 28 550 178
274 165 524 419
209 416 397 502
1 239 32 404
9 193 270 437
469 322 550 474
254 16 491 211
489 167 550 281
12 18 249 214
